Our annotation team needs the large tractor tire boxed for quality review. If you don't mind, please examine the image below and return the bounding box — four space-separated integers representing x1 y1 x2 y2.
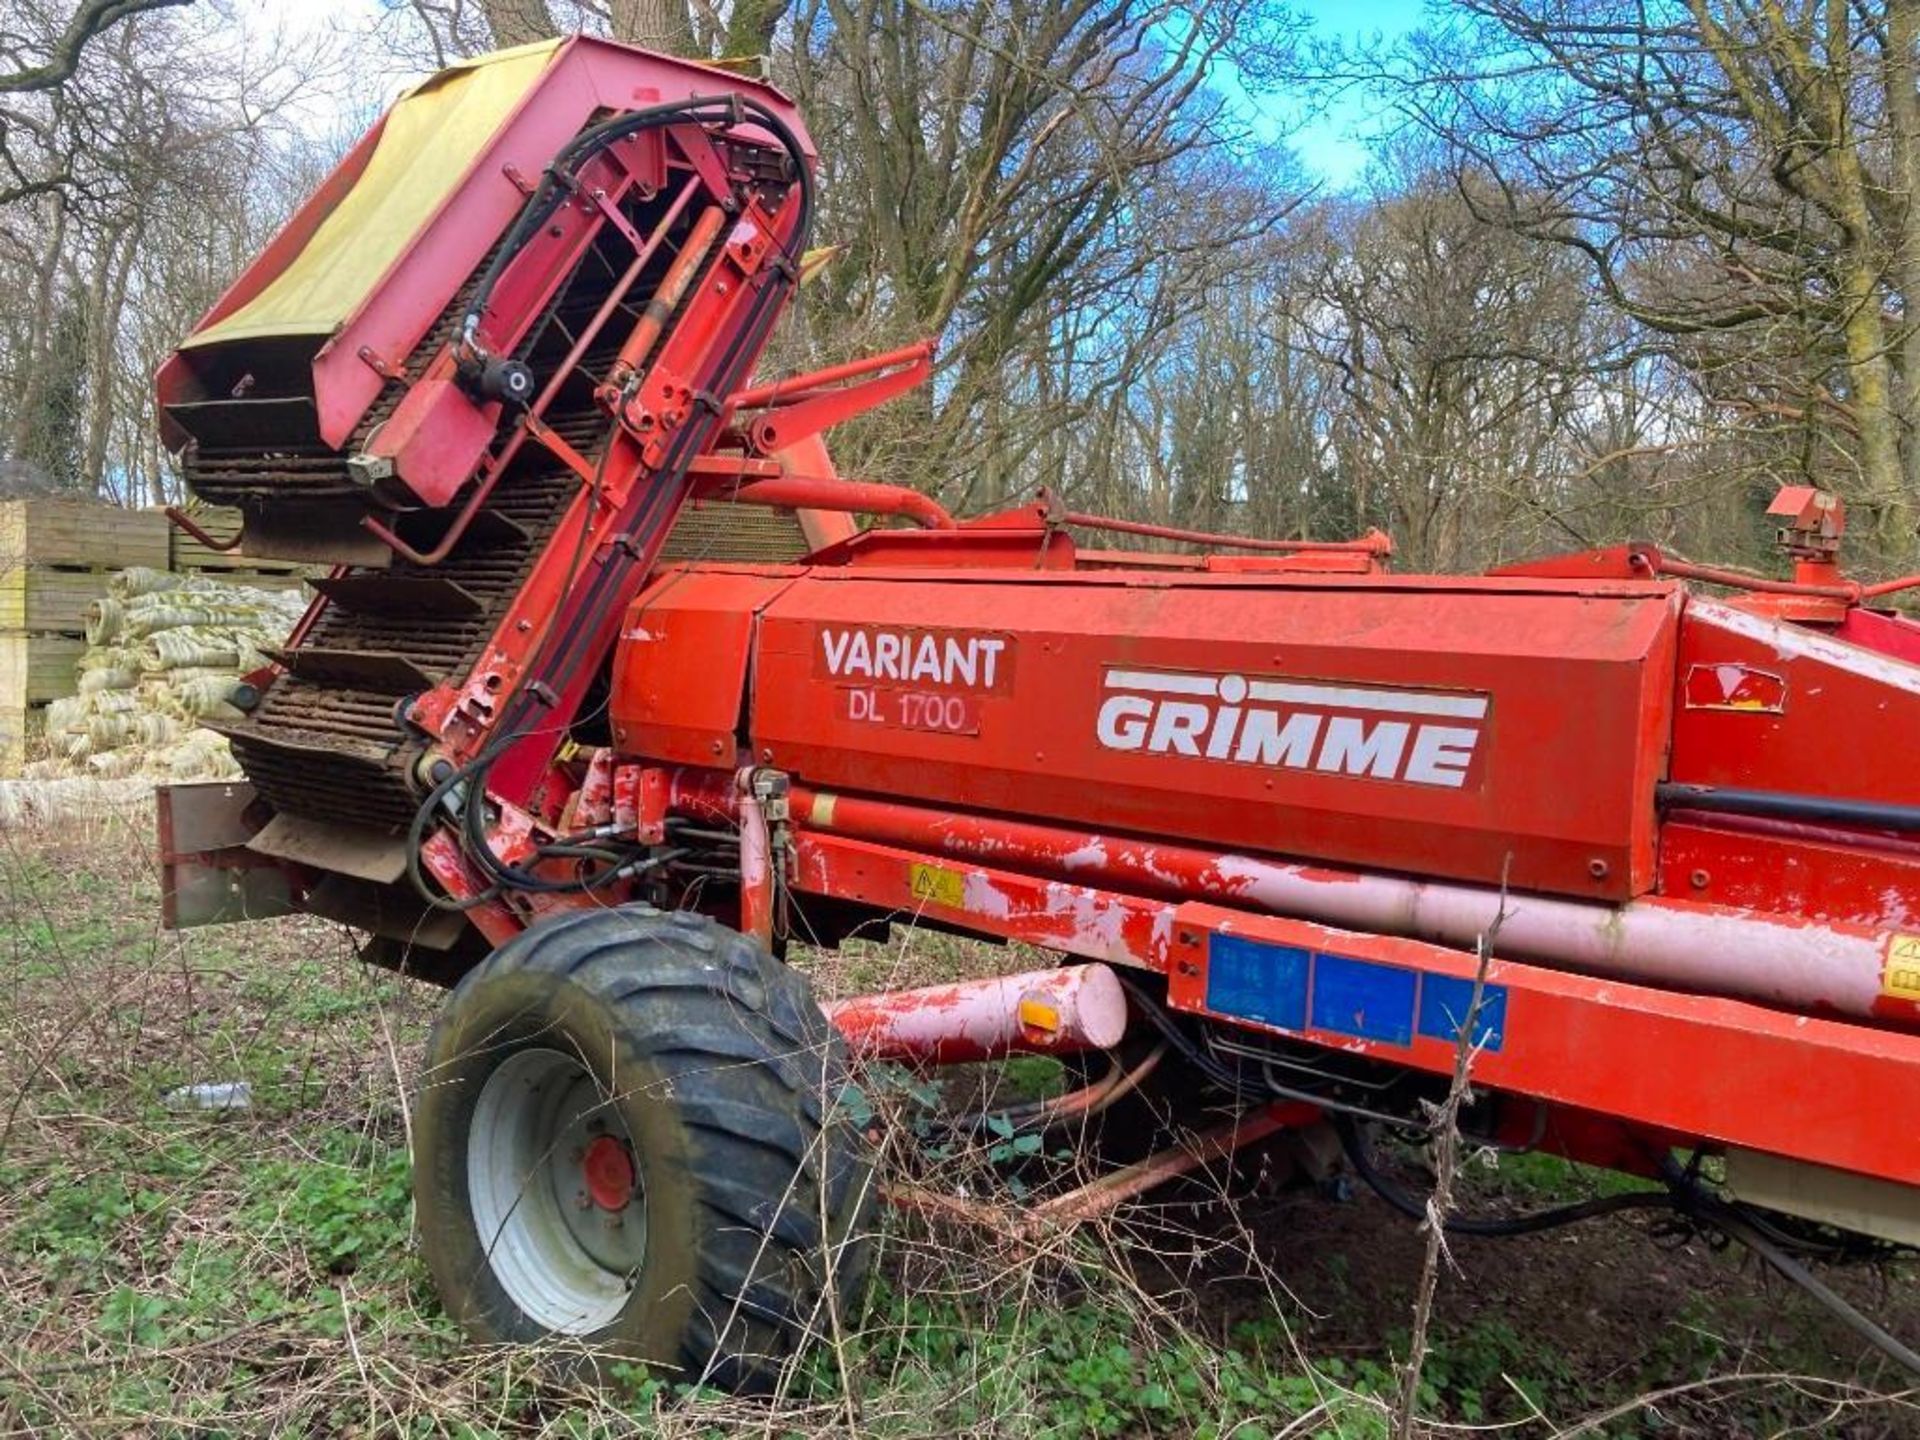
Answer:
412 906 871 1392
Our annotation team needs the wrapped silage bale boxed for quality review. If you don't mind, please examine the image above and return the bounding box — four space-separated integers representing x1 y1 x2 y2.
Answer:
38 566 307 781
77 663 139 695
114 567 186 599
84 596 123 647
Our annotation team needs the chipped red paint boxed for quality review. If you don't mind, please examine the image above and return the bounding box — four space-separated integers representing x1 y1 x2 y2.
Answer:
794 830 1177 971
823 962 1129 1064
773 786 1912 1025
736 769 774 947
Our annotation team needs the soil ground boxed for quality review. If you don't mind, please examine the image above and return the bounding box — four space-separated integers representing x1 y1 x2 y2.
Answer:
0 791 1914 1437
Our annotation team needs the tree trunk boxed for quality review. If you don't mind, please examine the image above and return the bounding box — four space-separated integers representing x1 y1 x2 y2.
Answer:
723 0 791 57
1838 247 1910 543
479 0 556 47
79 220 135 498
609 0 695 54
1887 0 1920 554
6 191 68 464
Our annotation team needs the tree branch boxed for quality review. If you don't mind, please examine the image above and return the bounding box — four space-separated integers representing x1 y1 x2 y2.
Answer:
0 0 194 94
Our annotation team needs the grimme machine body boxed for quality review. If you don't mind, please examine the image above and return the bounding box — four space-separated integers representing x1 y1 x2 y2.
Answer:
157 36 1920 1385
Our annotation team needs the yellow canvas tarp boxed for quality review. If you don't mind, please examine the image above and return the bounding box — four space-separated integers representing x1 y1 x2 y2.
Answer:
183 39 563 349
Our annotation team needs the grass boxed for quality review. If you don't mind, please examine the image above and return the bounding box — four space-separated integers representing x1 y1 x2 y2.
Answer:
0 792 1916 1436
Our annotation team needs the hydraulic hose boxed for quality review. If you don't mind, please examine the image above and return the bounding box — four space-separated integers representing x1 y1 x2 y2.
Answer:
460 93 813 357
1339 1118 1920 1375
431 94 814 901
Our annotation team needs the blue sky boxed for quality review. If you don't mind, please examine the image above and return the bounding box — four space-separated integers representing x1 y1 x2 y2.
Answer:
1249 0 1427 187
258 0 1427 188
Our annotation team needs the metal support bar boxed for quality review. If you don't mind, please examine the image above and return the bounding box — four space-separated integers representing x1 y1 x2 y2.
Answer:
164 506 245 553
824 963 1129 1064
887 1101 1310 1236
1038 490 1393 558
726 340 935 456
361 178 700 566
524 415 603 489
692 472 956 529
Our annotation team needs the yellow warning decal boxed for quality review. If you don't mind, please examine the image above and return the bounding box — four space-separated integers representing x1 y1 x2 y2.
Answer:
908 862 965 909
1883 935 1920 1001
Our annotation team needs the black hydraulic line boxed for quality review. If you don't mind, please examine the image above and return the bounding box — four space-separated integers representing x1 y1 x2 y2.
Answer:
404 729 517 911
461 93 814 359
460 97 736 353
1118 975 1265 1099
1334 1114 1677 1236
1649 1157 1920 1376
432 96 813 901
1120 974 1422 1124
1657 782 1920 835
1341 1118 1920 1375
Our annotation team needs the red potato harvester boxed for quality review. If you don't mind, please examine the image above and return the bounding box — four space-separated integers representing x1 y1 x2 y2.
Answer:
153 33 1920 1387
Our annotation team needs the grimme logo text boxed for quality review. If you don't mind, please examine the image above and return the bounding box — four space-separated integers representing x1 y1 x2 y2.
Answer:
1095 668 1488 789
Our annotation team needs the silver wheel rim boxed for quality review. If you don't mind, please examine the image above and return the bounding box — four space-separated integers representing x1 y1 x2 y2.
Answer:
467 1047 647 1334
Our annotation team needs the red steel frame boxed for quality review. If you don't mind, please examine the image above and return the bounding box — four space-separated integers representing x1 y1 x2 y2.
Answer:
559 500 1920 1200
149 33 1920 1237
613 763 1920 1192
388 483 1920 1202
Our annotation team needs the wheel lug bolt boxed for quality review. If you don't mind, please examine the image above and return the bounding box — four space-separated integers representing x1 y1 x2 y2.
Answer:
575 1189 591 1210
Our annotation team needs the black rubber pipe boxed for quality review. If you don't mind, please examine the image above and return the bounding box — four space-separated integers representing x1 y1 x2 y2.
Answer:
1657 782 1920 834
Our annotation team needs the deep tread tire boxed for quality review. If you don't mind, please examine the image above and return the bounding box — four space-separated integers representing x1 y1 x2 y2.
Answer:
413 906 872 1392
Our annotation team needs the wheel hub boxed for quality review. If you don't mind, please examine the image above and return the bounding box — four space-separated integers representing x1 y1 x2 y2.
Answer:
582 1134 636 1211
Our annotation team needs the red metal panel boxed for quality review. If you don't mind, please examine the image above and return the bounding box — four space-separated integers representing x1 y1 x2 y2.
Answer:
1659 819 1920 933
1836 605 1920 665
1165 903 1920 1188
1672 598 1920 808
612 569 800 767
167 38 816 452
749 570 1681 900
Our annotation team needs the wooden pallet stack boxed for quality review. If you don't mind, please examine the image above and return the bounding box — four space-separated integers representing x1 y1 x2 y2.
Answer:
0 501 167 770
0 499 306 770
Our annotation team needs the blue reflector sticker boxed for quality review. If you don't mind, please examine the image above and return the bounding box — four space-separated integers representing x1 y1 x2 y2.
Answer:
1205 933 1309 1031
1418 974 1506 1052
1201 934 1510 1052
1311 953 1416 1045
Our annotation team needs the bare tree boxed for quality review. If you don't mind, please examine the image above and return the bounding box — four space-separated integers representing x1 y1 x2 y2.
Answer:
779 0 1299 506
0 0 192 94
1375 2 1920 563
398 0 785 60
0 3 341 500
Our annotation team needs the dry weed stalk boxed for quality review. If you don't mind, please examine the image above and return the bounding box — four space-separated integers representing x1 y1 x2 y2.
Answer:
1392 867 1507 1440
